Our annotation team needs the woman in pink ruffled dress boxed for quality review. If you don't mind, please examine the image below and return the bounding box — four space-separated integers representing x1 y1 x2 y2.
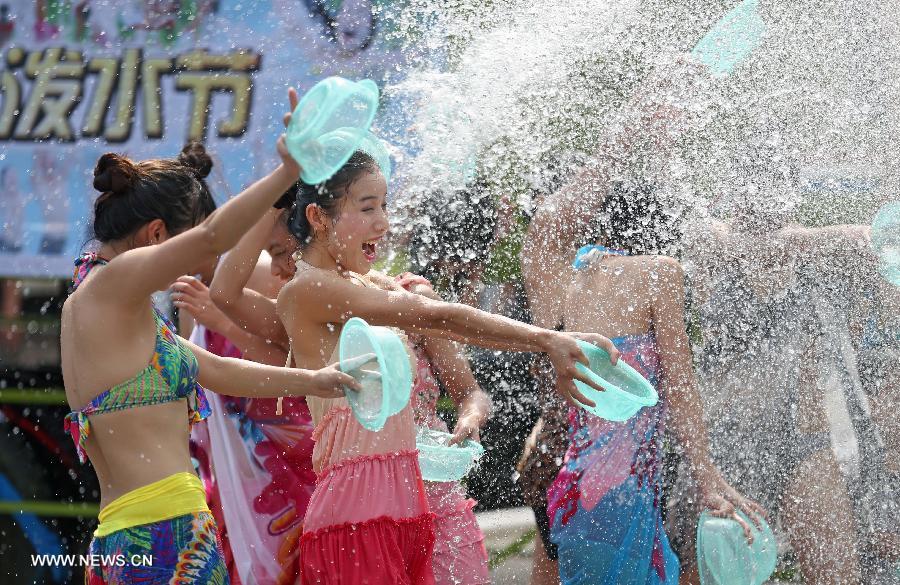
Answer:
275 150 619 584
396 273 492 585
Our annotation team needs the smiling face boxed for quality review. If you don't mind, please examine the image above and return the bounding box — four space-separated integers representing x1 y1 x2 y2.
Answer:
318 169 389 274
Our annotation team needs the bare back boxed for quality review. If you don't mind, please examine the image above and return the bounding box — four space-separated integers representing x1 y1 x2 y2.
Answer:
61 267 194 507
564 255 663 338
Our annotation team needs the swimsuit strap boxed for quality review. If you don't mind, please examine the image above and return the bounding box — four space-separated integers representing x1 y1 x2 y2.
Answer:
572 245 627 270
72 252 109 290
65 305 210 464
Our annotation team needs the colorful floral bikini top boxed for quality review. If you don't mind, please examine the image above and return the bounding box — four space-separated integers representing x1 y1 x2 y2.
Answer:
64 253 211 464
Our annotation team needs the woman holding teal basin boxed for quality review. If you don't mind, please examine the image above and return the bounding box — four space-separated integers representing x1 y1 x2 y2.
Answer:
264 83 620 582
526 180 765 585
274 150 618 583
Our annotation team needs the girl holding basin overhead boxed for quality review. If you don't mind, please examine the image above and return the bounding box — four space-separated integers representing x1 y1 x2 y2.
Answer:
206 193 494 584
60 92 366 585
525 180 763 585
273 150 619 584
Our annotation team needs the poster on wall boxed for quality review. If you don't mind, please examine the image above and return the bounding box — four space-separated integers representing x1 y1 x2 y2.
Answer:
0 0 410 277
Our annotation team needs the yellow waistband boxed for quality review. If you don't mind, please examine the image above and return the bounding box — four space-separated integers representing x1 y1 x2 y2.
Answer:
94 472 209 537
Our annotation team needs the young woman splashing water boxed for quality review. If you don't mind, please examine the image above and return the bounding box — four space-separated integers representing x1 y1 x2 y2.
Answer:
534 182 763 585
60 94 363 585
275 149 619 584
210 190 493 584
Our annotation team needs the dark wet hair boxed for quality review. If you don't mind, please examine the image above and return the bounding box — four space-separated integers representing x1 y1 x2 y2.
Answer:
408 182 497 295
274 181 301 210
177 142 216 219
287 150 380 245
589 181 682 256
91 153 202 243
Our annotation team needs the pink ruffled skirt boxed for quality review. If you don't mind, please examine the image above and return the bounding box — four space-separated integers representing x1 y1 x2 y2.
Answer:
426 480 490 585
300 450 436 585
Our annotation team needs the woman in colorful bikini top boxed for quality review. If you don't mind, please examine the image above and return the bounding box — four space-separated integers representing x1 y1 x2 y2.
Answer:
61 90 362 585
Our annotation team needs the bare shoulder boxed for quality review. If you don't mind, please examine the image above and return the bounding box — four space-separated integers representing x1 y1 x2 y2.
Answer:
641 256 685 304
362 270 401 291
406 281 439 299
277 266 340 309
643 254 683 274
602 255 681 276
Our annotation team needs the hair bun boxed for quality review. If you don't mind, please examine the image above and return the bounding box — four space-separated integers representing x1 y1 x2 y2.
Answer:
178 142 213 179
93 153 138 195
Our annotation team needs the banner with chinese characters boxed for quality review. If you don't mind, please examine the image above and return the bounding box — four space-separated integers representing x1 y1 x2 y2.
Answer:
0 0 408 277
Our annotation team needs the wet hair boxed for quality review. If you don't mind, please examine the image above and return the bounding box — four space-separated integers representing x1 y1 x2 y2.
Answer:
177 142 216 219
274 181 301 210
287 150 380 245
588 181 682 256
408 182 497 294
91 153 202 243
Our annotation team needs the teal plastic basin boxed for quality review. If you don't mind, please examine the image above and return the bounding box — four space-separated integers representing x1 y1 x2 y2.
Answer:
416 428 485 482
871 201 900 286
573 340 658 422
317 128 392 182
697 510 777 585
286 77 379 185
338 317 412 432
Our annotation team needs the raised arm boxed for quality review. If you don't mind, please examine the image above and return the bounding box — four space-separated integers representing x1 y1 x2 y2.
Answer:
99 90 301 307
651 257 765 534
209 208 288 346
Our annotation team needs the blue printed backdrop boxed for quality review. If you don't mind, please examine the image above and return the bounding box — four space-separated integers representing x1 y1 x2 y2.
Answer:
0 0 412 277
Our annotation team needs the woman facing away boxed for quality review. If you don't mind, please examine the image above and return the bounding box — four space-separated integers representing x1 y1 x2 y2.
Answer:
61 92 364 585
518 56 737 585
209 180 489 585
273 150 619 584
533 182 762 585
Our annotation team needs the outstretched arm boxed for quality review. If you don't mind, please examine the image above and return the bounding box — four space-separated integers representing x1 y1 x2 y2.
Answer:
188 338 363 399
279 270 620 407
652 257 766 537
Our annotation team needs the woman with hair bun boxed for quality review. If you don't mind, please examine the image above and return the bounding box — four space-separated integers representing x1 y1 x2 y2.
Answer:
176 141 220 289
61 90 365 585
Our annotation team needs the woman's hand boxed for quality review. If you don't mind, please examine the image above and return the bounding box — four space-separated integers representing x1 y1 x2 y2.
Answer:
302 354 374 398
277 87 302 177
542 332 620 408
450 412 483 445
172 275 235 335
449 390 491 446
700 478 768 544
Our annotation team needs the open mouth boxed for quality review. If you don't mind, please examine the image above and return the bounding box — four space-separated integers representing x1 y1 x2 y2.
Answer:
362 240 378 262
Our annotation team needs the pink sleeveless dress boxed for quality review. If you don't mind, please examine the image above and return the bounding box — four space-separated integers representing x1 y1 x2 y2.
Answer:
298 272 435 585
396 274 491 585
